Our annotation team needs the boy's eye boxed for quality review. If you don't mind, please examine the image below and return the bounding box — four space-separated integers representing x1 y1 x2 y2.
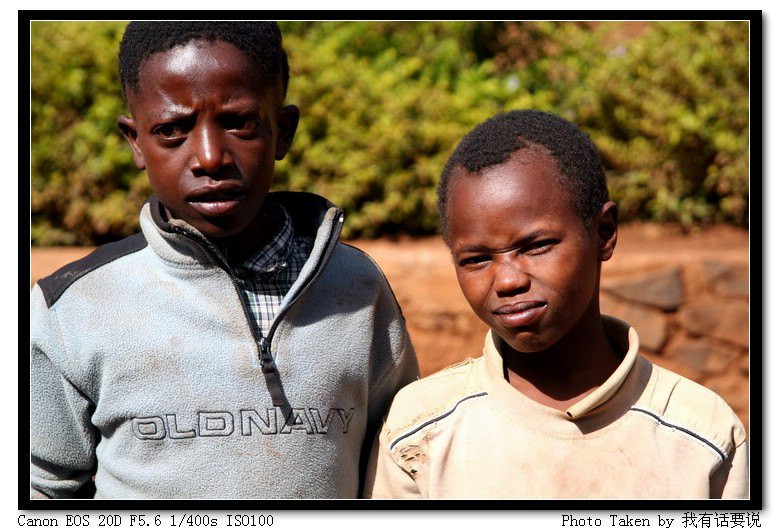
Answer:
222 115 260 133
153 123 188 141
458 255 491 267
523 239 557 255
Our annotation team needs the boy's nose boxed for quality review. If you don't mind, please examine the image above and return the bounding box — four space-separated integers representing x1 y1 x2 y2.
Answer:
493 260 531 295
191 124 233 175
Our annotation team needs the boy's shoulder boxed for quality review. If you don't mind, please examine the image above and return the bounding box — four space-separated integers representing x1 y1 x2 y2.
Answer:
34 232 148 309
332 242 385 275
268 191 394 288
327 242 404 296
381 358 485 445
635 359 747 456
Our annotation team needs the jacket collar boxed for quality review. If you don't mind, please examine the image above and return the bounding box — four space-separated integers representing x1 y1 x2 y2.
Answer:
141 192 344 271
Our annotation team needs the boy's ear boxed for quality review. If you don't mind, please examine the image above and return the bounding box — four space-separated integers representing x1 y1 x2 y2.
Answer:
117 115 146 170
595 201 618 262
275 105 300 161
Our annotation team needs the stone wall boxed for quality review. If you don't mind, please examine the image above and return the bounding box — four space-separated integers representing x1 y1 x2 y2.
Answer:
600 260 750 436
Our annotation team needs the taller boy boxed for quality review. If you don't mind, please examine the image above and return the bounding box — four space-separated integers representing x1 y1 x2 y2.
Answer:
30 21 418 499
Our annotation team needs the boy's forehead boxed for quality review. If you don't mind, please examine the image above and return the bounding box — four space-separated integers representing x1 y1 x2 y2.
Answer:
128 39 282 106
449 146 581 223
458 146 561 191
138 39 250 79
150 40 208 76
138 38 282 87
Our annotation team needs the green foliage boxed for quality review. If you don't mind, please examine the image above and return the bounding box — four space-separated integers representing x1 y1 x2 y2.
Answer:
276 22 515 238
593 21 749 227
30 21 749 245
31 21 150 245
517 21 750 227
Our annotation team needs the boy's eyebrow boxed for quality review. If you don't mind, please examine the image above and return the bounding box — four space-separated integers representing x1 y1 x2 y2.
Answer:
454 229 553 255
155 106 194 120
153 99 263 120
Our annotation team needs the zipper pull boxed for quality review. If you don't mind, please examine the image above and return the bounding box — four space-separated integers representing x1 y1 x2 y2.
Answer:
258 337 287 408
259 336 275 371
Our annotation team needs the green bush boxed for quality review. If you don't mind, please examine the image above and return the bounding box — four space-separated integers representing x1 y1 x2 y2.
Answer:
277 22 520 238
588 21 749 227
502 21 750 227
31 21 151 245
30 21 749 245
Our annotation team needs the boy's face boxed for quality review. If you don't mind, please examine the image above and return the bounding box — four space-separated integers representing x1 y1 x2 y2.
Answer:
447 146 617 354
118 40 299 241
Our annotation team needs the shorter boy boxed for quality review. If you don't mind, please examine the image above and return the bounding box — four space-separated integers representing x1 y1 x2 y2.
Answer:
365 110 747 499
30 22 418 499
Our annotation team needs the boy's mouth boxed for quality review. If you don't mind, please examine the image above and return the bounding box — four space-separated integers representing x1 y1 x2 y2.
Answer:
186 186 247 217
492 301 547 328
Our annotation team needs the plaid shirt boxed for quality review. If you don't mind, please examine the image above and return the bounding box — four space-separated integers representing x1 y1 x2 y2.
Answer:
230 205 313 338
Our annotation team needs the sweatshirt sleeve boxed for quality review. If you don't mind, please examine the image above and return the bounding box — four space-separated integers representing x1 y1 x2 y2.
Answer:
363 427 423 499
711 438 749 499
364 277 419 437
369 313 418 419
30 285 97 499
357 266 419 496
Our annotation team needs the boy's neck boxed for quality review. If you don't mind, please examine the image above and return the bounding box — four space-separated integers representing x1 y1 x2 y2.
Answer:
500 309 622 413
162 203 281 266
212 210 283 265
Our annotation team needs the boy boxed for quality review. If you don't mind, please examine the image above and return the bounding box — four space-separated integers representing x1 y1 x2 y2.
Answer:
365 110 747 499
30 21 418 499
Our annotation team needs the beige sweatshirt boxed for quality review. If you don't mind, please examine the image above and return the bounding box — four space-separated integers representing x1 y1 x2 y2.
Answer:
365 316 748 499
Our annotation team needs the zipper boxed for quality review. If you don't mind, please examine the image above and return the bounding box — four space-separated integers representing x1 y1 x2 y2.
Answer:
257 210 343 407
169 209 344 407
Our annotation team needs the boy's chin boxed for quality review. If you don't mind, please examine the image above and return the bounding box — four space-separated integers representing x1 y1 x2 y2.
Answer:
185 217 257 242
496 329 556 356
200 223 253 241
180 208 261 239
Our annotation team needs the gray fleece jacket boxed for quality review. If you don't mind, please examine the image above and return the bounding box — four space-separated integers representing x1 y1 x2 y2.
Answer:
30 192 419 499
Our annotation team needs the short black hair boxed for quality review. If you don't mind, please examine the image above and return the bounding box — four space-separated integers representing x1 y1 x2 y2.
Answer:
119 21 290 101
437 109 609 243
